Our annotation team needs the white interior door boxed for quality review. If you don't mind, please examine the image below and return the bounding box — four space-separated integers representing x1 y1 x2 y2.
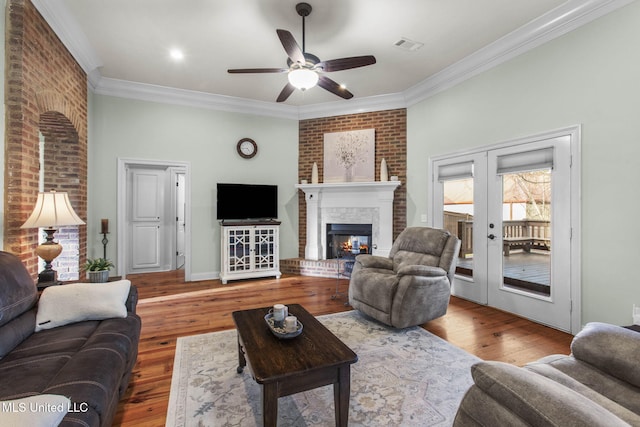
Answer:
431 129 580 332
127 166 169 273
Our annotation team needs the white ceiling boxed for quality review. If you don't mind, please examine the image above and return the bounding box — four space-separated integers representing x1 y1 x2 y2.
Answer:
33 0 632 118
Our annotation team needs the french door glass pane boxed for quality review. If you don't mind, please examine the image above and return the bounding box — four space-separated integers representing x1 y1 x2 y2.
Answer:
501 170 551 296
443 178 474 278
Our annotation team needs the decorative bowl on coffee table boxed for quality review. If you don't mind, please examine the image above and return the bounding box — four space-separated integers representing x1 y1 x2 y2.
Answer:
264 313 303 339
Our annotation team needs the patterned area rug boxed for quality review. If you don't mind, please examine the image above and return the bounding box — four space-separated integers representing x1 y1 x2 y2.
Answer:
166 310 480 427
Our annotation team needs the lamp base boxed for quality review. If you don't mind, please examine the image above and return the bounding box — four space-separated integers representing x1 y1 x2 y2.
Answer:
35 229 63 289
37 268 62 288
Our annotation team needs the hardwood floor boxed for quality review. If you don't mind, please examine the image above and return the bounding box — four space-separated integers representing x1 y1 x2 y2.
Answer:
113 270 573 426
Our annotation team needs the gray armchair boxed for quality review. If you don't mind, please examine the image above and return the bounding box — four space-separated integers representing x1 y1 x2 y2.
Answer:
348 227 461 328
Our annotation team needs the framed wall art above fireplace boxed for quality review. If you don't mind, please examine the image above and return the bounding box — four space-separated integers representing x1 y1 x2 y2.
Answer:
323 129 375 183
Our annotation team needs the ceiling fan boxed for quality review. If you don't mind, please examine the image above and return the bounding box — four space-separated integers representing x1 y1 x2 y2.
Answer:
228 2 376 102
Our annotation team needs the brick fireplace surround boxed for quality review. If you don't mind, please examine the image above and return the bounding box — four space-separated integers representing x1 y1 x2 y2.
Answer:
282 109 407 277
4 0 88 278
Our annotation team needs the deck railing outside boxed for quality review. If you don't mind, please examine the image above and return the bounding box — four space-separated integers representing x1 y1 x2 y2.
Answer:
446 213 550 258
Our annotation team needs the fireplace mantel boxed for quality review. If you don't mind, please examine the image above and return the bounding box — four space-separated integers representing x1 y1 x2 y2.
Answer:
296 181 401 260
296 181 401 192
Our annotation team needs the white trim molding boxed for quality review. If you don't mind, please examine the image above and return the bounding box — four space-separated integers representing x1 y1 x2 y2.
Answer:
31 0 102 81
93 77 300 120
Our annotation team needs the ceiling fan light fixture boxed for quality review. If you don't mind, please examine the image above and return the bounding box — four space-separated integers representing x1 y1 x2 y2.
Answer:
288 68 318 90
228 3 374 102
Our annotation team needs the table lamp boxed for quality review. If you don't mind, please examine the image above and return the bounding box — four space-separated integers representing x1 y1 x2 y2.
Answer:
21 190 85 286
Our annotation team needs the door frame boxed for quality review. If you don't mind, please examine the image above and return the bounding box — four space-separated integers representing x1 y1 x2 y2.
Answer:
171 169 186 270
429 125 581 334
117 158 192 281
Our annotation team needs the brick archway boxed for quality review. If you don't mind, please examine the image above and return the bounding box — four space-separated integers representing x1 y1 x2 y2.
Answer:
4 0 87 277
35 90 86 138
38 110 83 280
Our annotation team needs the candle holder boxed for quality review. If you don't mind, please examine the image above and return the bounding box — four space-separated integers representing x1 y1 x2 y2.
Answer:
102 232 109 260
100 219 109 259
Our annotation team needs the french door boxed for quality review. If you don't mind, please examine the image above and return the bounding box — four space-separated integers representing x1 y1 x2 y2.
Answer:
431 129 580 332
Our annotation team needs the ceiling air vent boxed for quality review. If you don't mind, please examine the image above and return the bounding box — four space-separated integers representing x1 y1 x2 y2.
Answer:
393 37 424 52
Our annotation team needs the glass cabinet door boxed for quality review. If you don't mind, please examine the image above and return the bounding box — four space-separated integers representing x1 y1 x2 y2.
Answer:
254 227 277 271
228 227 252 272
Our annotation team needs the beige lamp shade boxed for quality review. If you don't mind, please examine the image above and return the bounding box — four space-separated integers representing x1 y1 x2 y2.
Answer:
21 191 85 286
21 191 85 229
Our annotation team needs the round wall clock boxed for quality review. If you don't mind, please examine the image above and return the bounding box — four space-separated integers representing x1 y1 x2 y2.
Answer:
236 138 258 159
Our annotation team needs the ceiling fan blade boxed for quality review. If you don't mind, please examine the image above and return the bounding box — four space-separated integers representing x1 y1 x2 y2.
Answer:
276 29 305 64
316 55 376 72
276 83 296 103
317 76 353 100
228 68 288 74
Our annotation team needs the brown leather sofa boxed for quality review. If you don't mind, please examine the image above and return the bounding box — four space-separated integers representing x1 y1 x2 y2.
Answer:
454 322 640 426
0 251 141 427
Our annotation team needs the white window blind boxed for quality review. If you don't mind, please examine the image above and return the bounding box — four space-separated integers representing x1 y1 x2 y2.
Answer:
496 147 554 175
437 161 474 182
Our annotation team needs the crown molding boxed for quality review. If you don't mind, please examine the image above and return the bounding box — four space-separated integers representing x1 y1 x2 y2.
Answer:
35 0 634 119
32 0 102 76
402 0 636 105
297 92 407 120
92 76 406 120
92 77 300 120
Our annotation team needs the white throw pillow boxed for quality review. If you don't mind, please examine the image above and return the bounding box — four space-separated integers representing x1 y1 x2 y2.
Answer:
0 394 70 427
35 280 131 332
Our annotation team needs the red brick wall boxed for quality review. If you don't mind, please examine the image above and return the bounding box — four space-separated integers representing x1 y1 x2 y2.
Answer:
298 109 407 257
4 0 87 277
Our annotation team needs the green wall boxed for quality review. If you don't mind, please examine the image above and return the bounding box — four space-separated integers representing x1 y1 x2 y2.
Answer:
407 1 640 326
88 95 299 277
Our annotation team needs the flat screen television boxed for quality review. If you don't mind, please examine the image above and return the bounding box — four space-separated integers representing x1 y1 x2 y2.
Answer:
216 183 278 221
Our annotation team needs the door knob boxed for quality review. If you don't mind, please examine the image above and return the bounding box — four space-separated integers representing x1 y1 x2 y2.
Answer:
488 234 496 240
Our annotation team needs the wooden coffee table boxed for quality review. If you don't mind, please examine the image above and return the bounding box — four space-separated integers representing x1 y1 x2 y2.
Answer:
232 304 357 427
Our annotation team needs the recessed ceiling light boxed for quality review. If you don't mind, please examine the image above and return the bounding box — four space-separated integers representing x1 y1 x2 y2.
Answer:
170 49 184 61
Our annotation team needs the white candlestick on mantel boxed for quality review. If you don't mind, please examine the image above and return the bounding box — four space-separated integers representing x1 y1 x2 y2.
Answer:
380 158 388 181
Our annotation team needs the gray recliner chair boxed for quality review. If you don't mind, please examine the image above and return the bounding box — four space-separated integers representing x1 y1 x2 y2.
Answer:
348 227 461 328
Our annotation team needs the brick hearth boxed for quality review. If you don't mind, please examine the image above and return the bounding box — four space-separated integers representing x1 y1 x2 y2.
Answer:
281 258 354 279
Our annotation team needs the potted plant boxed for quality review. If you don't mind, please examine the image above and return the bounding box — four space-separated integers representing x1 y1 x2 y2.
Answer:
82 258 114 283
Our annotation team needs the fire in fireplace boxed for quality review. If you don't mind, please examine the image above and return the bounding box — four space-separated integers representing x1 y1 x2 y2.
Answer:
326 223 373 259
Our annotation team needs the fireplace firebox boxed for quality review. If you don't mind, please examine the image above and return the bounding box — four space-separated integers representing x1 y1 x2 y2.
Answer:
326 223 373 260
